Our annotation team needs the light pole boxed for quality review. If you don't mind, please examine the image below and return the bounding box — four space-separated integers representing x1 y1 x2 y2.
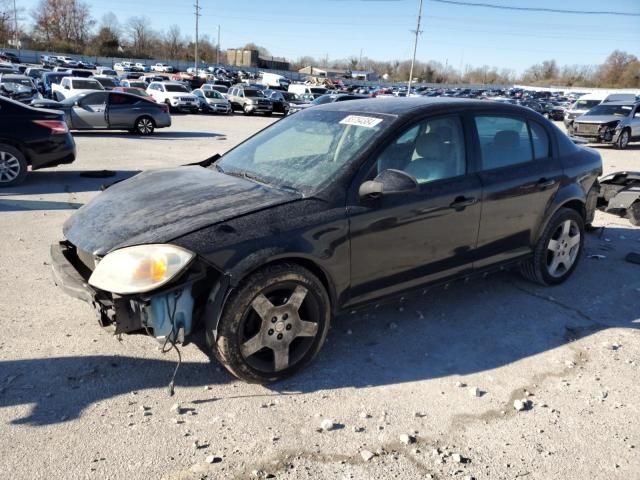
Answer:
194 0 201 73
407 0 424 95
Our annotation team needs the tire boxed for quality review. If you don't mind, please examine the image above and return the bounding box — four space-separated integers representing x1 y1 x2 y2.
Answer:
627 201 640 227
614 128 630 150
520 208 585 286
0 143 28 187
211 263 331 384
164 100 173 113
134 116 155 135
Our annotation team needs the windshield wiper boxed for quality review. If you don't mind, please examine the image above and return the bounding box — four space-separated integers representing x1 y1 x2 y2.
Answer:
224 170 300 194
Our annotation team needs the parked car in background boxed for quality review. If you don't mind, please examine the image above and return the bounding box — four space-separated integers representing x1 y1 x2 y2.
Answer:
151 63 174 73
263 89 291 115
92 76 120 90
77 60 96 69
0 51 20 63
288 93 368 114
0 62 19 74
113 62 131 71
49 98 604 383
40 55 58 68
63 69 93 78
259 72 290 90
39 71 71 99
52 77 104 100
96 67 118 77
0 74 40 104
563 93 608 129
31 91 171 135
134 63 150 72
146 81 198 112
112 86 155 102
228 85 273 115
288 84 328 98
56 56 80 68
569 101 640 149
0 96 75 186
201 84 229 95
192 88 231 114
119 79 148 89
24 67 48 83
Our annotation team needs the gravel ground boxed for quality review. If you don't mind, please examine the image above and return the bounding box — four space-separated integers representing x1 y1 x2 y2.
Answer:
0 114 639 480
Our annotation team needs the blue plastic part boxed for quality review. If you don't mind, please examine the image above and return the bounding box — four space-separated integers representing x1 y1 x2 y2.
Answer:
146 285 194 341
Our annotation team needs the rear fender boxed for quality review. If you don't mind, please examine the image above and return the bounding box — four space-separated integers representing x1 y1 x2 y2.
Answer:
534 183 586 243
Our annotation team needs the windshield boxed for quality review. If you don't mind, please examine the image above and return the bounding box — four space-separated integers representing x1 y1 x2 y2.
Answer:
128 81 146 88
1 77 33 88
217 110 389 193
312 95 335 105
585 104 633 117
102 70 117 76
73 79 102 90
574 99 601 110
165 84 188 92
46 74 68 84
204 90 223 99
95 77 117 87
310 88 327 94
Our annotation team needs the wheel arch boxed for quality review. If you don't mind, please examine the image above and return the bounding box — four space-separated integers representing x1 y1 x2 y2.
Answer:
203 253 338 344
534 187 587 245
0 139 29 165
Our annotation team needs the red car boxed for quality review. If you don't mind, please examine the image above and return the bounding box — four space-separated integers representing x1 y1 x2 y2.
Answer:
112 86 155 102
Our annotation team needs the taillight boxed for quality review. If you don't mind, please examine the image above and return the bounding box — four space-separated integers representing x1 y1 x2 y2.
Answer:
33 120 69 134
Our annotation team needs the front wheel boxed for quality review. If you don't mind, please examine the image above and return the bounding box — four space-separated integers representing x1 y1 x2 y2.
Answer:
211 263 331 383
0 144 28 187
615 129 630 150
521 208 584 286
134 116 155 135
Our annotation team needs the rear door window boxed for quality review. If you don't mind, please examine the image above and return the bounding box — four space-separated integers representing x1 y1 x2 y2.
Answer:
474 116 533 170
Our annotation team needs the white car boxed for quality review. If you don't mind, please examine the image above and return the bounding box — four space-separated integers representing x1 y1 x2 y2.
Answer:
114 62 133 71
151 63 174 73
51 77 104 100
146 81 198 112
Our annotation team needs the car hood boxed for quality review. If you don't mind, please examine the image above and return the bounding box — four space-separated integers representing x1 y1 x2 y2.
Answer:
575 115 626 124
63 166 300 256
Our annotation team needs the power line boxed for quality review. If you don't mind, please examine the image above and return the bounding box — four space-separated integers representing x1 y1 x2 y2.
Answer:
431 0 640 17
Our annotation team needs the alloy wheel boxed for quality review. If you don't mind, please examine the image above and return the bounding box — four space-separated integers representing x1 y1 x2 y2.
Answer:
137 118 153 134
546 219 581 278
239 283 320 373
619 130 629 149
0 151 21 183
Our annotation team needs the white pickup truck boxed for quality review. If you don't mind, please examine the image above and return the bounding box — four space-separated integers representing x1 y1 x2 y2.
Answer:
51 77 104 101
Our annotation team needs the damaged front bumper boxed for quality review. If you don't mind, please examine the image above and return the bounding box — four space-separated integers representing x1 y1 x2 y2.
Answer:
570 125 623 144
50 242 207 341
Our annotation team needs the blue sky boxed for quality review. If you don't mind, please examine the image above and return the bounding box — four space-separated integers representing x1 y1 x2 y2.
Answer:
19 0 640 73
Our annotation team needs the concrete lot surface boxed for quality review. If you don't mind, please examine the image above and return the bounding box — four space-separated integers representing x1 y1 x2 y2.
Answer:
0 114 639 480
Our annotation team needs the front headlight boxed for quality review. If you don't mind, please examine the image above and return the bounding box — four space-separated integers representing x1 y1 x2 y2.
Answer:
88 244 194 295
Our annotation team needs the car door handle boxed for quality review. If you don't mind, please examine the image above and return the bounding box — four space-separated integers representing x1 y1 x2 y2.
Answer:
449 196 478 210
537 178 557 189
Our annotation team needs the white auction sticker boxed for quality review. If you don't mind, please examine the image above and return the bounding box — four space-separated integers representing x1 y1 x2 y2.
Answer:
339 115 383 128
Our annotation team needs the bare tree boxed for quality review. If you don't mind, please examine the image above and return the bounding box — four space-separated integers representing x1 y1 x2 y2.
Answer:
32 0 94 50
127 16 154 58
163 24 182 60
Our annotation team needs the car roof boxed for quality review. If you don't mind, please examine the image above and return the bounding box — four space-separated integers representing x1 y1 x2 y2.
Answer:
310 97 539 117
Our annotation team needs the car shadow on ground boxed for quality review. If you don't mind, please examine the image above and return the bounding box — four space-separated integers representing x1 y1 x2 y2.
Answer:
1 228 638 425
71 131 225 140
0 170 140 211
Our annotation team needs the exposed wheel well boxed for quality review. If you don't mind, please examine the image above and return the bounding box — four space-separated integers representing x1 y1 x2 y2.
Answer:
559 200 586 220
240 258 334 310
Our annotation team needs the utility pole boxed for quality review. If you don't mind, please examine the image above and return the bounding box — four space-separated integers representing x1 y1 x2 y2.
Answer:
359 48 363 67
216 25 221 65
407 0 424 95
194 0 201 73
13 0 19 54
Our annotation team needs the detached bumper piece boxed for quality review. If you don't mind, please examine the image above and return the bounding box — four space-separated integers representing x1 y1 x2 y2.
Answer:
50 242 204 341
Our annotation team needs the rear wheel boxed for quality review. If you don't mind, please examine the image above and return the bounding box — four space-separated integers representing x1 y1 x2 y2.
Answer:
628 201 640 227
134 116 155 135
521 208 584 286
211 263 331 383
615 129 630 150
0 144 28 187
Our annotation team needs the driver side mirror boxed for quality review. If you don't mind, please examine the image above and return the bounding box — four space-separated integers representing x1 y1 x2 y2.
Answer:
359 169 419 200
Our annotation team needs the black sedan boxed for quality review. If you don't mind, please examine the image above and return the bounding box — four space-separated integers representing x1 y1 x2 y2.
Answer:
0 96 76 186
51 99 602 383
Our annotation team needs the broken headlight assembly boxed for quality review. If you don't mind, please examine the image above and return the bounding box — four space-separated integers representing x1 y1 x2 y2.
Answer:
88 244 195 295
